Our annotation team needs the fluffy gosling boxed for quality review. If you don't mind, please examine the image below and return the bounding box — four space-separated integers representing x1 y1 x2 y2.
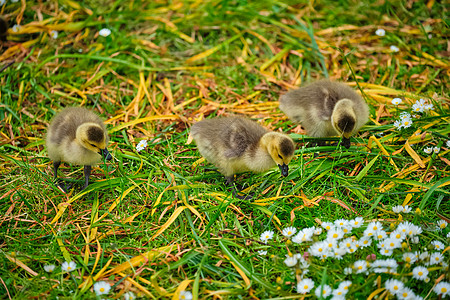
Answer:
279 79 369 148
190 116 295 184
46 107 112 189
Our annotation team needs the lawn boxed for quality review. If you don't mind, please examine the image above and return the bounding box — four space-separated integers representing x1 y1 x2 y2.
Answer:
0 0 449 299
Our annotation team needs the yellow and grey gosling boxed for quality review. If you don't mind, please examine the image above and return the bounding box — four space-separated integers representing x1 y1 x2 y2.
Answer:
190 116 295 184
46 107 112 189
279 79 369 148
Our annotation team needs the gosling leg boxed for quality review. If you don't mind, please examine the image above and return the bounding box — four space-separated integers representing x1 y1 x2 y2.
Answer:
53 161 61 180
225 175 255 200
83 165 92 189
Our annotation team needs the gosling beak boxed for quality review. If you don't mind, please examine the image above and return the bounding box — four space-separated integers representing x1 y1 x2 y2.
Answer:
100 148 112 160
342 137 351 149
278 163 289 177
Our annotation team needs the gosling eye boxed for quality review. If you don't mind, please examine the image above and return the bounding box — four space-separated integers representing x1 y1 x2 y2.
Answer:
278 154 283 159
90 143 97 148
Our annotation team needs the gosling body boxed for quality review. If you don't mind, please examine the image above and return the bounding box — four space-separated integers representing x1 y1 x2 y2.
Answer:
279 79 369 148
190 116 295 183
46 107 112 189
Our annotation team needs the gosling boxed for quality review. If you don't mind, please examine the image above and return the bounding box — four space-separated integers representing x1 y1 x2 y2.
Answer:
279 79 369 148
46 107 112 190
190 116 295 185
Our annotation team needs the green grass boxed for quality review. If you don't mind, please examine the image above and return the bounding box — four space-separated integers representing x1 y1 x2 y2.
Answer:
0 0 449 299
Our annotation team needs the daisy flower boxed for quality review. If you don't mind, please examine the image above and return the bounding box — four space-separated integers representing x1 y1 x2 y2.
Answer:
392 205 403 213
334 219 348 228
343 267 352 275
260 230 274 243
93 281 111 296
385 278 404 294
429 252 444 265
447 140 450 148
397 287 415 299
44 264 56 272
380 247 393 256
99 28 112 37
339 281 352 292
412 266 429 281
424 103 434 111
257 250 267 256
363 227 376 238
390 45 400 52
437 220 448 229
401 118 412 128
123 292 136 300
179 290 193 300
431 240 445 251
61 261 77 272
354 260 368 273
359 236 372 248
50 30 58 39
12 24 21 32
403 252 417 264
282 226 297 238
314 227 323 235
401 205 412 213
434 281 450 297
433 147 440 154
390 229 406 241
136 140 148 152
284 254 298 267
297 278 314 294
391 98 402 105
412 100 425 112
419 251 430 261
374 230 387 241
310 241 329 258
332 287 347 297
423 147 433 154
349 217 364 228
321 222 334 231
400 112 412 120
367 221 383 232
375 29 385 36
393 120 402 130
314 284 332 298
327 228 344 240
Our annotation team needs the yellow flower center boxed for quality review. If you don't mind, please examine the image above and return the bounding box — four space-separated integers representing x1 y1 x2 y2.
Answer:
304 285 309 289
390 243 394 247
373 226 378 230
418 272 423 276
368 232 373 236
403 292 408 297
435 257 439 261
436 245 440 249
396 234 401 238
67 266 72 270
288 231 292 235
333 233 338 238
100 288 105 292
355 221 359 225
338 291 342 295
442 288 447 293
440 224 446 229
406 257 411 263
364 241 368 244
344 286 348 290
394 286 398 290
326 226 330 230
181 296 186 300
358 266 362 270
405 121 409 125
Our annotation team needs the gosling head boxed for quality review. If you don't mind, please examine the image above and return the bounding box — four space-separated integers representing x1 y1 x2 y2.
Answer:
76 123 112 160
331 99 357 149
261 132 295 177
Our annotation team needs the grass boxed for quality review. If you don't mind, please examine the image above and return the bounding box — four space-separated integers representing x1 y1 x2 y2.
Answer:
0 0 449 299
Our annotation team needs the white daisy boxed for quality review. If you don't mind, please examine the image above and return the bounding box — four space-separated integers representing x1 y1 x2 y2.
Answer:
401 205 412 213
400 112 412 120
334 219 348 228
433 147 440 154
419 251 430 261
61 261 77 272
425 103 434 111
390 229 406 241
429 252 444 265
338 280 352 292
367 221 383 232
437 220 448 229
374 230 387 241
99 28 112 37
359 236 372 248
44 264 56 272
282 226 297 238
393 120 402 130
354 260 368 273
390 45 400 52
401 118 412 128
260 230 274 243
375 29 385 36
403 252 417 264
123 291 136 300
315 284 332 298
12 24 21 32
385 278 404 294
179 290 193 300
297 278 314 294
136 140 148 152
392 205 403 213
349 217 364 228
343 267 352 275
284 254 298 267
447 140 450 148
93 281 111 296
423 147 433 154
380 247 393 256
412 266 429 281
412 100 425 113
363 227 376 238
327 228 344 240
431 240 445 251
397 287 415 299
332 287 347 297
257 250 267 256
314 227 323 235
434 281 450 297
321 222 334 231
310 241 329 258
391 98 402 105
